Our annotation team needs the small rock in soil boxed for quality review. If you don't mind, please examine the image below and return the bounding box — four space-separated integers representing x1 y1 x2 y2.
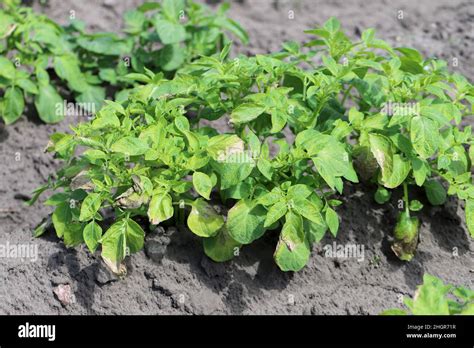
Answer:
145 241 167 263
53 284 75 306
145 228 172 262
95 262 118 285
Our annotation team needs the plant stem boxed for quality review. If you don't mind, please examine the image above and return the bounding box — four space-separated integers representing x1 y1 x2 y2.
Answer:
303 76 308 101
403 182 410 217
341 85 353 105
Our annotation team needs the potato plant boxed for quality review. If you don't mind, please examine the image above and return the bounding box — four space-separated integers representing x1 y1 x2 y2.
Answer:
277 18 474 261
65 0 248 101
31 46 357 273
382 274 474 315
32 18 474 273
0 0 86 124
0 0 247 124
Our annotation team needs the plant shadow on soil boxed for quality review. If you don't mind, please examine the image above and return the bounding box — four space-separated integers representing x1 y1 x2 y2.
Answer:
44 232 100 314
38 182 470 314
159 222 292 314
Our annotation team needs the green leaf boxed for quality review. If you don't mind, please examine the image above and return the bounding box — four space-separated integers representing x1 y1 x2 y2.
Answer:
374 186 391 204
270 110 287 133
264 201 288 228
2 87 24 124
412 157 430 186
230 103 266 124
76 35 132 56
292 198 324 225
207 134 244 160
395 47 423 62
287 185 313 200
303 218 327 244
424 180 447 206
324 17 341 33
203 227 241 262
124 10 146 34
411 116 439 159
187 198 224 237
79 193 102 221
274 212 310 272
311 136 356 189
325 207 339 237
159 44 185 71
193 172 213 200
154 19 185 44
76 86 105 114
83 221 102 253
54 54 88 93
409 200 423 212
52 202 72 238
227 199 267 244
17 78 38 94
161 0 185 21
35 84 65 123
380 309 408 315
212 153 254 190
410 274 451 315
0 57 16 80
33 218 50 238
63 223 84 247
111 136 149 156
147 192 174 225
465 200 474 238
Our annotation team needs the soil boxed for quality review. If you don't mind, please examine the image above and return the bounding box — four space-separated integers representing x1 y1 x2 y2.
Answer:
1 0 473 315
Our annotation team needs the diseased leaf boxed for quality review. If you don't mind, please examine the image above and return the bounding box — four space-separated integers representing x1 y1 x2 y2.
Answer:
274 212 310 272
368 133 394 184
148 192 174 225
381 154 410 189
100 217 145 272
203 227 241 262
187 198 224 237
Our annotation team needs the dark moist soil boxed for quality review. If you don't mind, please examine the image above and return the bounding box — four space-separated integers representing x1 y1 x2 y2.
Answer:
1 0 473 314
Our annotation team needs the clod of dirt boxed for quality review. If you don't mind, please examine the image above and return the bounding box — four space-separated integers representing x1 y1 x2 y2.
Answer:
94 262 118 285
145 227 172 262
145 242 167 263
53 284 75 306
